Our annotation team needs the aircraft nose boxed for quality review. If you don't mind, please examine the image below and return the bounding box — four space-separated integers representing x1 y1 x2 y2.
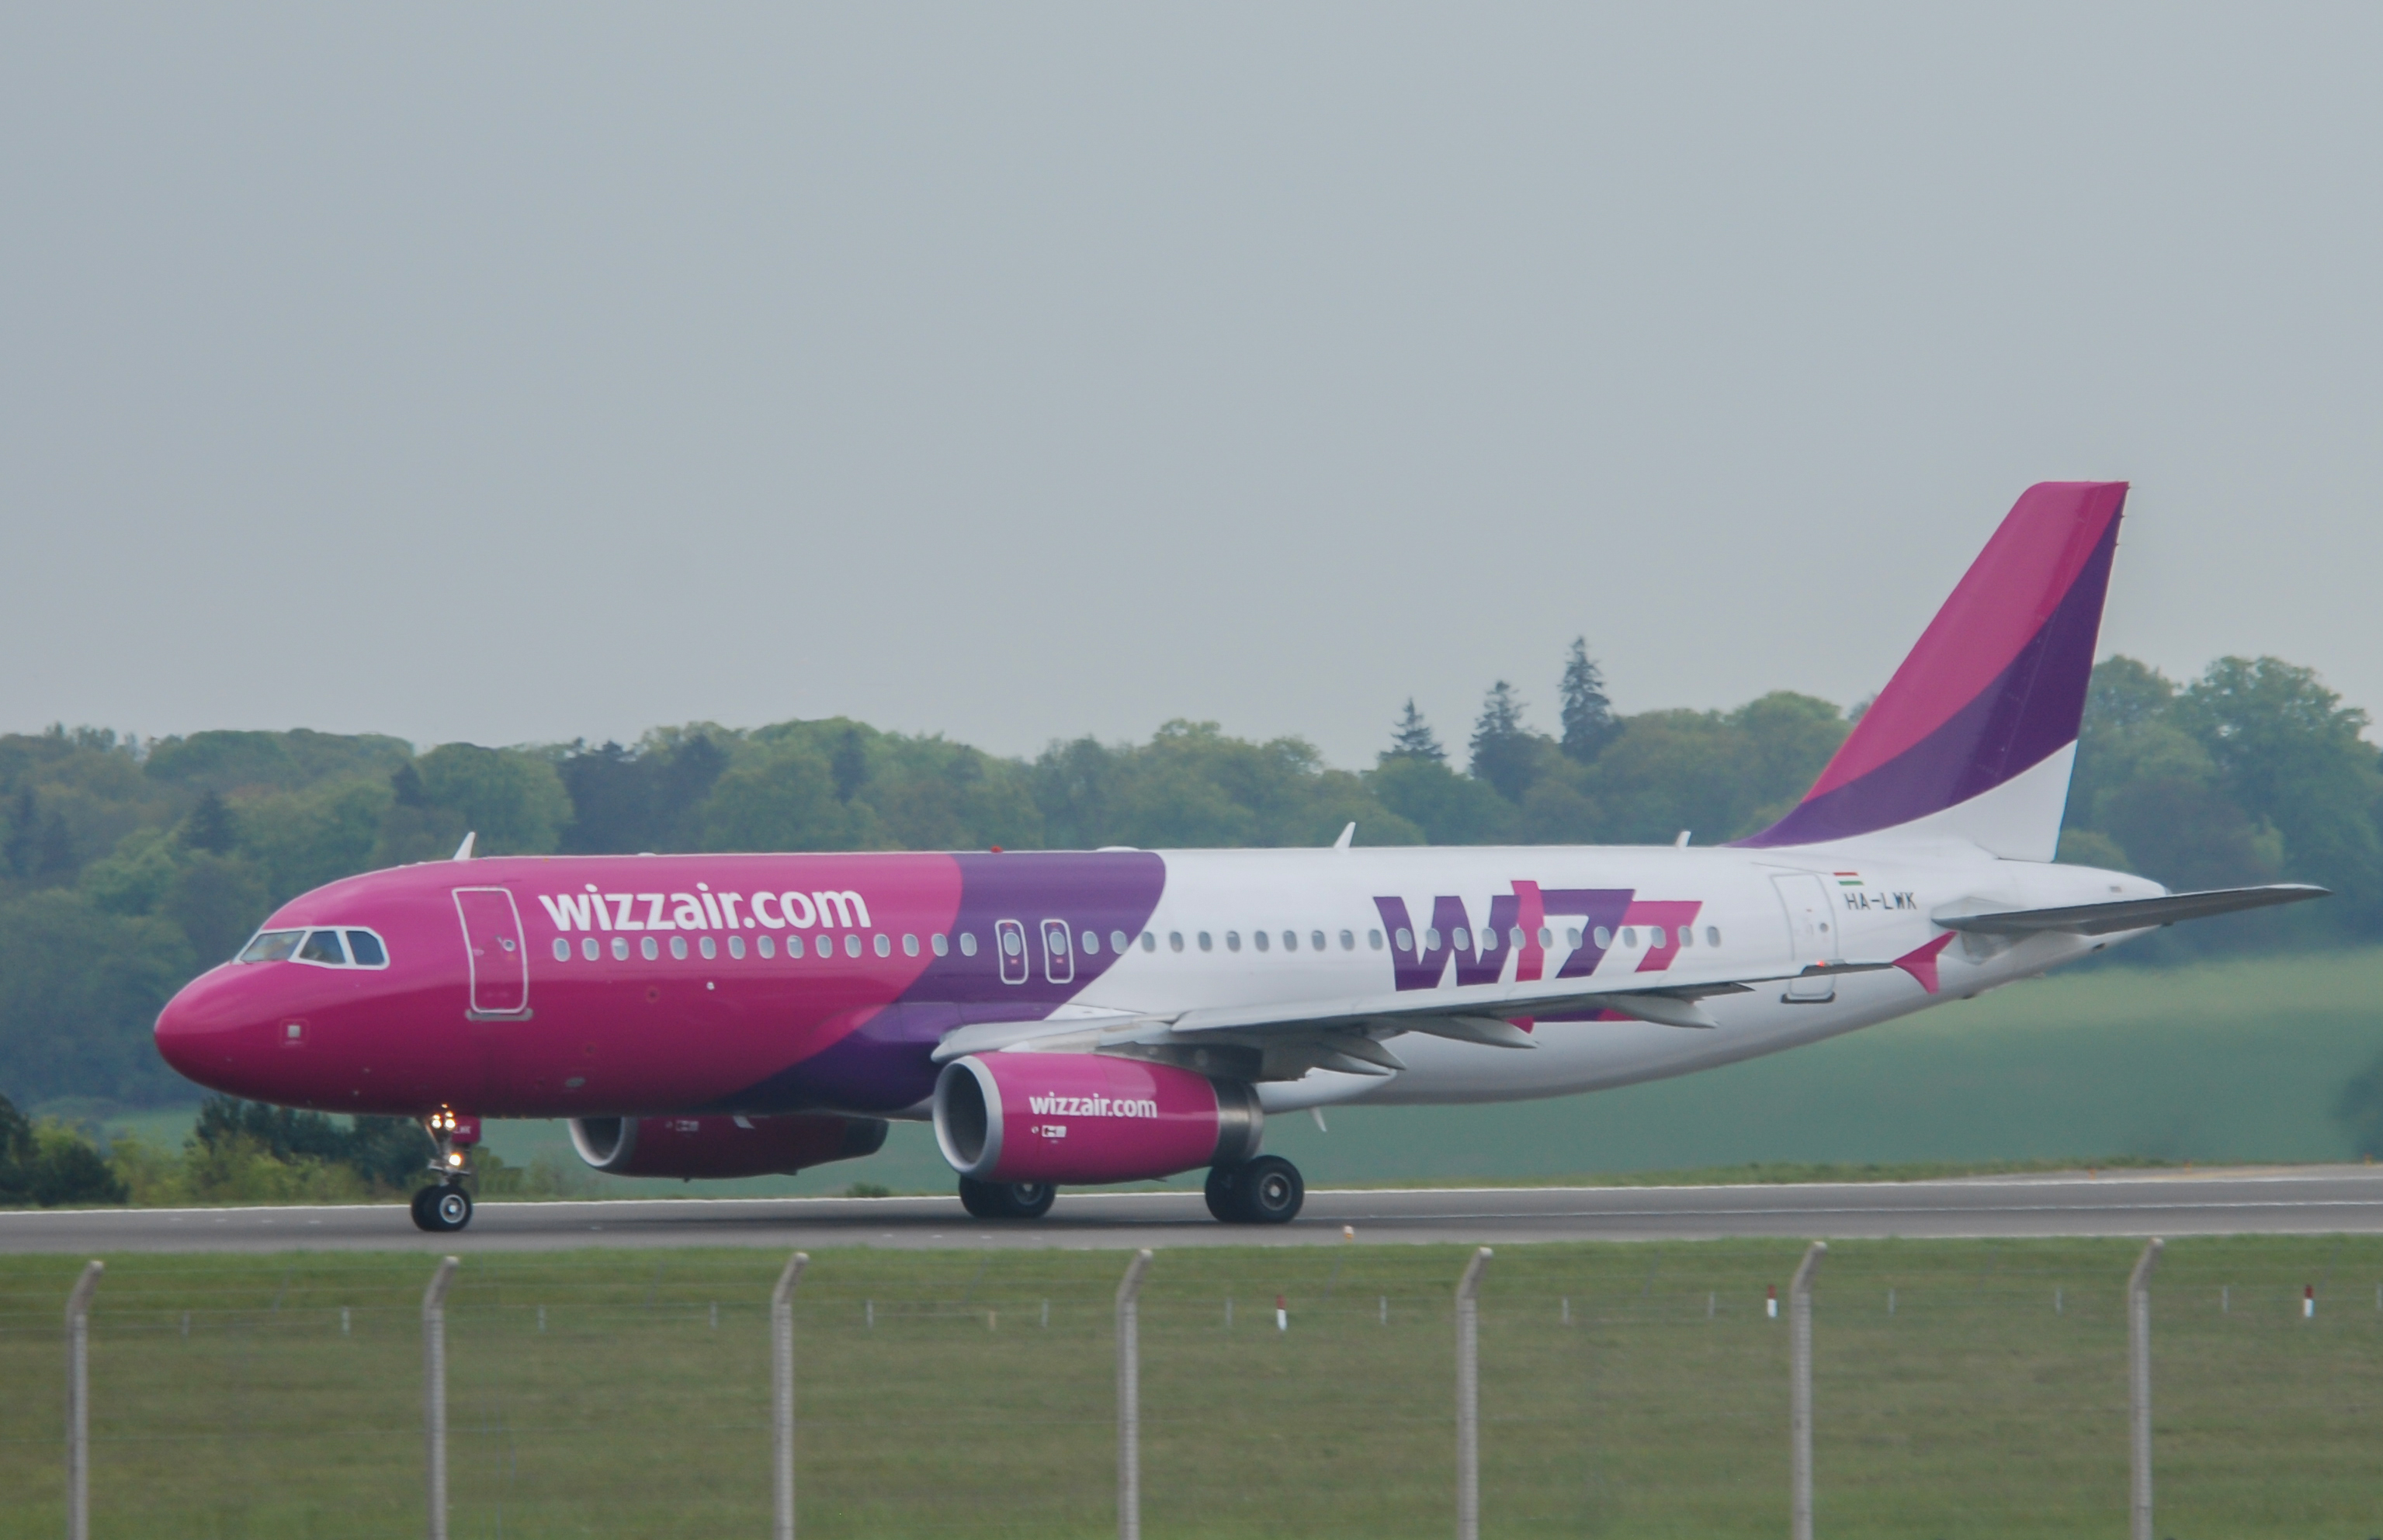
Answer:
154 966 272 1094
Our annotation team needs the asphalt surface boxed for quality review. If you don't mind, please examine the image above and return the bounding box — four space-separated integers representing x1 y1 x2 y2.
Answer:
6 1166 2383 1254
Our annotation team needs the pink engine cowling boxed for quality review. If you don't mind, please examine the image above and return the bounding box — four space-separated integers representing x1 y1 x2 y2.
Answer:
568 1113 888 1179
933 1053 1263 1184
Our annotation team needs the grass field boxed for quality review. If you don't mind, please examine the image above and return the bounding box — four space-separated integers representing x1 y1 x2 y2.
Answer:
5 1237 2382 1537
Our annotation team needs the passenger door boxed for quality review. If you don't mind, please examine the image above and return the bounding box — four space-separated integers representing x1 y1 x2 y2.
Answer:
1771 872 1842 1002
453 887 530 1017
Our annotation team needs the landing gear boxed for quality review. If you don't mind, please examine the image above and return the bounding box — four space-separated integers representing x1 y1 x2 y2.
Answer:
411 1184 473 1232
958 1177 1056 1220
411 1107 480 1232
1205 1155 1304 1225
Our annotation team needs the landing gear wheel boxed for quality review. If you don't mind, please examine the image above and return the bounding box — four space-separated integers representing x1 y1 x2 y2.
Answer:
412 1184 473 1233
957 1177 1056 1220
1207 1156 1303 1224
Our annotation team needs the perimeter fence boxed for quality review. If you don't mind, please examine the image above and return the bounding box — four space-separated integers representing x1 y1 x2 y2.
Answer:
5 1233 2383 1537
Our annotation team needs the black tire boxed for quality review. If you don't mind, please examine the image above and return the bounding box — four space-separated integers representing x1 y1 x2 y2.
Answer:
1204 1164 1240 1223
1002 1181 1056 1220
1234 1156 1303 1225
409 1185 441 1232
959 1176 1056 1220
421 1184 473 1233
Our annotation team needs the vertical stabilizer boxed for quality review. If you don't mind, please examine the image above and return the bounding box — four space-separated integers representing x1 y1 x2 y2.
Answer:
1738 480 2127 859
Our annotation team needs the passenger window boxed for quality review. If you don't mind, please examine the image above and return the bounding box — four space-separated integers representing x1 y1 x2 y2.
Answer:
1451 928 1469 950
872 934 890 958
1369 929 1384 949
1001 928 1023 957
903 934 920 957
671 936 689 960
240 930 306 964
1619 928 1636 948
1140 931 1157 952
1677 926 1692 948
1198 931 1212 952
613 937 630 961
1113 930 1131 954
932 934 950 957
1339 930 1354 950
786 935 803 959
581 937 599 961
1649 928 1666 950
552 938 571 962
1425 928 1442 950
1254 931 1269 952
346 931 387 966
758 935 775 959
960 932 978 957
1510 928 1525 949
1279 931 1294 952
641 937 659 960
1226 931 1242 952
1705 926 1721 947
1082 930 1100 955
1168 931 1184 952
1313 931 1328 952
1594 927 1612 948
1538 928 1553 949
847 935 865 959
299 931 347 966
728 935 745 959
1396 928 1413 952
700 935 718 959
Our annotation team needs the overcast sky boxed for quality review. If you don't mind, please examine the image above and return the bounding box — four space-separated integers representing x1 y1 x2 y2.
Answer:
4 6 2378 768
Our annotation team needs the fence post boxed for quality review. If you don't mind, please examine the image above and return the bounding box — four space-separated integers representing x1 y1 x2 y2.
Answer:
1455 1247 1493 1540
64 1260 103 1540
1116 1248 1155 1540
2128 1239 2163 1540
1789 1241 1826 1540
422 1256 460 1540
772 1251 810 1540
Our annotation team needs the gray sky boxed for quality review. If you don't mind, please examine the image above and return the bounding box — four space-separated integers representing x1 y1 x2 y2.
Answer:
5 6 2378 768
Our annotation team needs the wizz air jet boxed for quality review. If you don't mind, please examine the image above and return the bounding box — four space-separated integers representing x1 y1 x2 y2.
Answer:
154 482 2322 1231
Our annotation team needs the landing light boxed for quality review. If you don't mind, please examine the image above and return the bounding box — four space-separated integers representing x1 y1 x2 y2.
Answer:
447 1153 464 1167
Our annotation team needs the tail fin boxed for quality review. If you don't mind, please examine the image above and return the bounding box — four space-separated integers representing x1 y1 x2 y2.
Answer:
1739 480 2128 859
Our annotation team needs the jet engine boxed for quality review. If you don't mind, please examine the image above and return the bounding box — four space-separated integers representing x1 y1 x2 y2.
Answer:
568 1113 888 1180
933 1053 1261 1185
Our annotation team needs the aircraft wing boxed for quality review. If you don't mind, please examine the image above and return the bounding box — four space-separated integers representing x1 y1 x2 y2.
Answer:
931 958 1893 1079
1936 883 2328 938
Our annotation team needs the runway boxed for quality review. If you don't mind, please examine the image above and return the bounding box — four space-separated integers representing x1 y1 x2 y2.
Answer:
7 1165 2383 1254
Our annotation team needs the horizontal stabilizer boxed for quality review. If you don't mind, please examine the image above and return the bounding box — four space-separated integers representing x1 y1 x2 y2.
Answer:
1937 883 2329 937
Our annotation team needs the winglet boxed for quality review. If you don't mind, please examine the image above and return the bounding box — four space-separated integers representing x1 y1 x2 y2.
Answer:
452 831 477 861
1893 933 1955 994
1334 823 1356 852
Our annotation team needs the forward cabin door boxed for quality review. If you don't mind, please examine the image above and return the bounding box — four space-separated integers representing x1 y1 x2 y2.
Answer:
453 887 530 1017
1771 872 1842 1003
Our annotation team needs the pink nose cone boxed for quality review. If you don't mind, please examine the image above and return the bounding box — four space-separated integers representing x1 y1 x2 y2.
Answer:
154 966 272 1096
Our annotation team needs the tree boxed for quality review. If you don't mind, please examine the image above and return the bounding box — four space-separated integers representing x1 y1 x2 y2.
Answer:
831 727 869 803
179 789 239 854
1469 682 1547 803
1384 699 1445 764
1559 638 1618 763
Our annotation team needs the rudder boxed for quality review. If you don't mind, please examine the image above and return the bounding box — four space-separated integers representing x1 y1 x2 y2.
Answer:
1738 480 2128 859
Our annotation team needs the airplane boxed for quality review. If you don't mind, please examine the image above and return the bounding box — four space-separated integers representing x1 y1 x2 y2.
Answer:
153 481 2324 1232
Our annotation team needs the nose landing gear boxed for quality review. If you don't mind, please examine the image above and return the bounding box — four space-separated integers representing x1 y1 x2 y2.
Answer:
411 1108 481 1233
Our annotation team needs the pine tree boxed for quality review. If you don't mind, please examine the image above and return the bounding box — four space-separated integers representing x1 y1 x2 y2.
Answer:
831 727 869 803
1469 682 1542 801
181 789 239 855
1559 636 1618 762
1384 699 1445 762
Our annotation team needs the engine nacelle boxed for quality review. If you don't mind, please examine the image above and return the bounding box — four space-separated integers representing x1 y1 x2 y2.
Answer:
568 1113 889 1180
933 1053 1261 1184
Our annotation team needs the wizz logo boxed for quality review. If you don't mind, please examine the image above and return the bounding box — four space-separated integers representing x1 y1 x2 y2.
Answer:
1024 1093 1157 1119
1372 883 1704 992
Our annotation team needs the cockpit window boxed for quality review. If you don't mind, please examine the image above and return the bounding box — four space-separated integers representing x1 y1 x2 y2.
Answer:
238 931 305 964
345 930 387 967
298 930 349 966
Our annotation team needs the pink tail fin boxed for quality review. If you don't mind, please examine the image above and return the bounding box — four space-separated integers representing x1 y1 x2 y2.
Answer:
1738 481 2128 858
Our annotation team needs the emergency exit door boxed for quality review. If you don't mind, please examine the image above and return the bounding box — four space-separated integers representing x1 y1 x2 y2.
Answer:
1771 872 1842 1002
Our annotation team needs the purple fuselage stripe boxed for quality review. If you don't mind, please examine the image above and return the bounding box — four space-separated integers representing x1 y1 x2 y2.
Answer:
1737 514 2118 848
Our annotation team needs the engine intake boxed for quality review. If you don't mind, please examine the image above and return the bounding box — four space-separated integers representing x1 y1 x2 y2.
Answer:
933 1053 1261 1185
568 1113 888 1180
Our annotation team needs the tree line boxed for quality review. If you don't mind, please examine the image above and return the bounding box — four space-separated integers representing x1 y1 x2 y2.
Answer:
2 643 2376 1112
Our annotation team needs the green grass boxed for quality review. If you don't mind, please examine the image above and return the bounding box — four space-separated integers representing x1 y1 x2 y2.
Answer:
5 1237 2383 1537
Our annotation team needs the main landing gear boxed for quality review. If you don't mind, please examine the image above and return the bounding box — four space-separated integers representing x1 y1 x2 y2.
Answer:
1205 1155 1304 1225
958 1177 1056 1220
411 1107 480 1233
